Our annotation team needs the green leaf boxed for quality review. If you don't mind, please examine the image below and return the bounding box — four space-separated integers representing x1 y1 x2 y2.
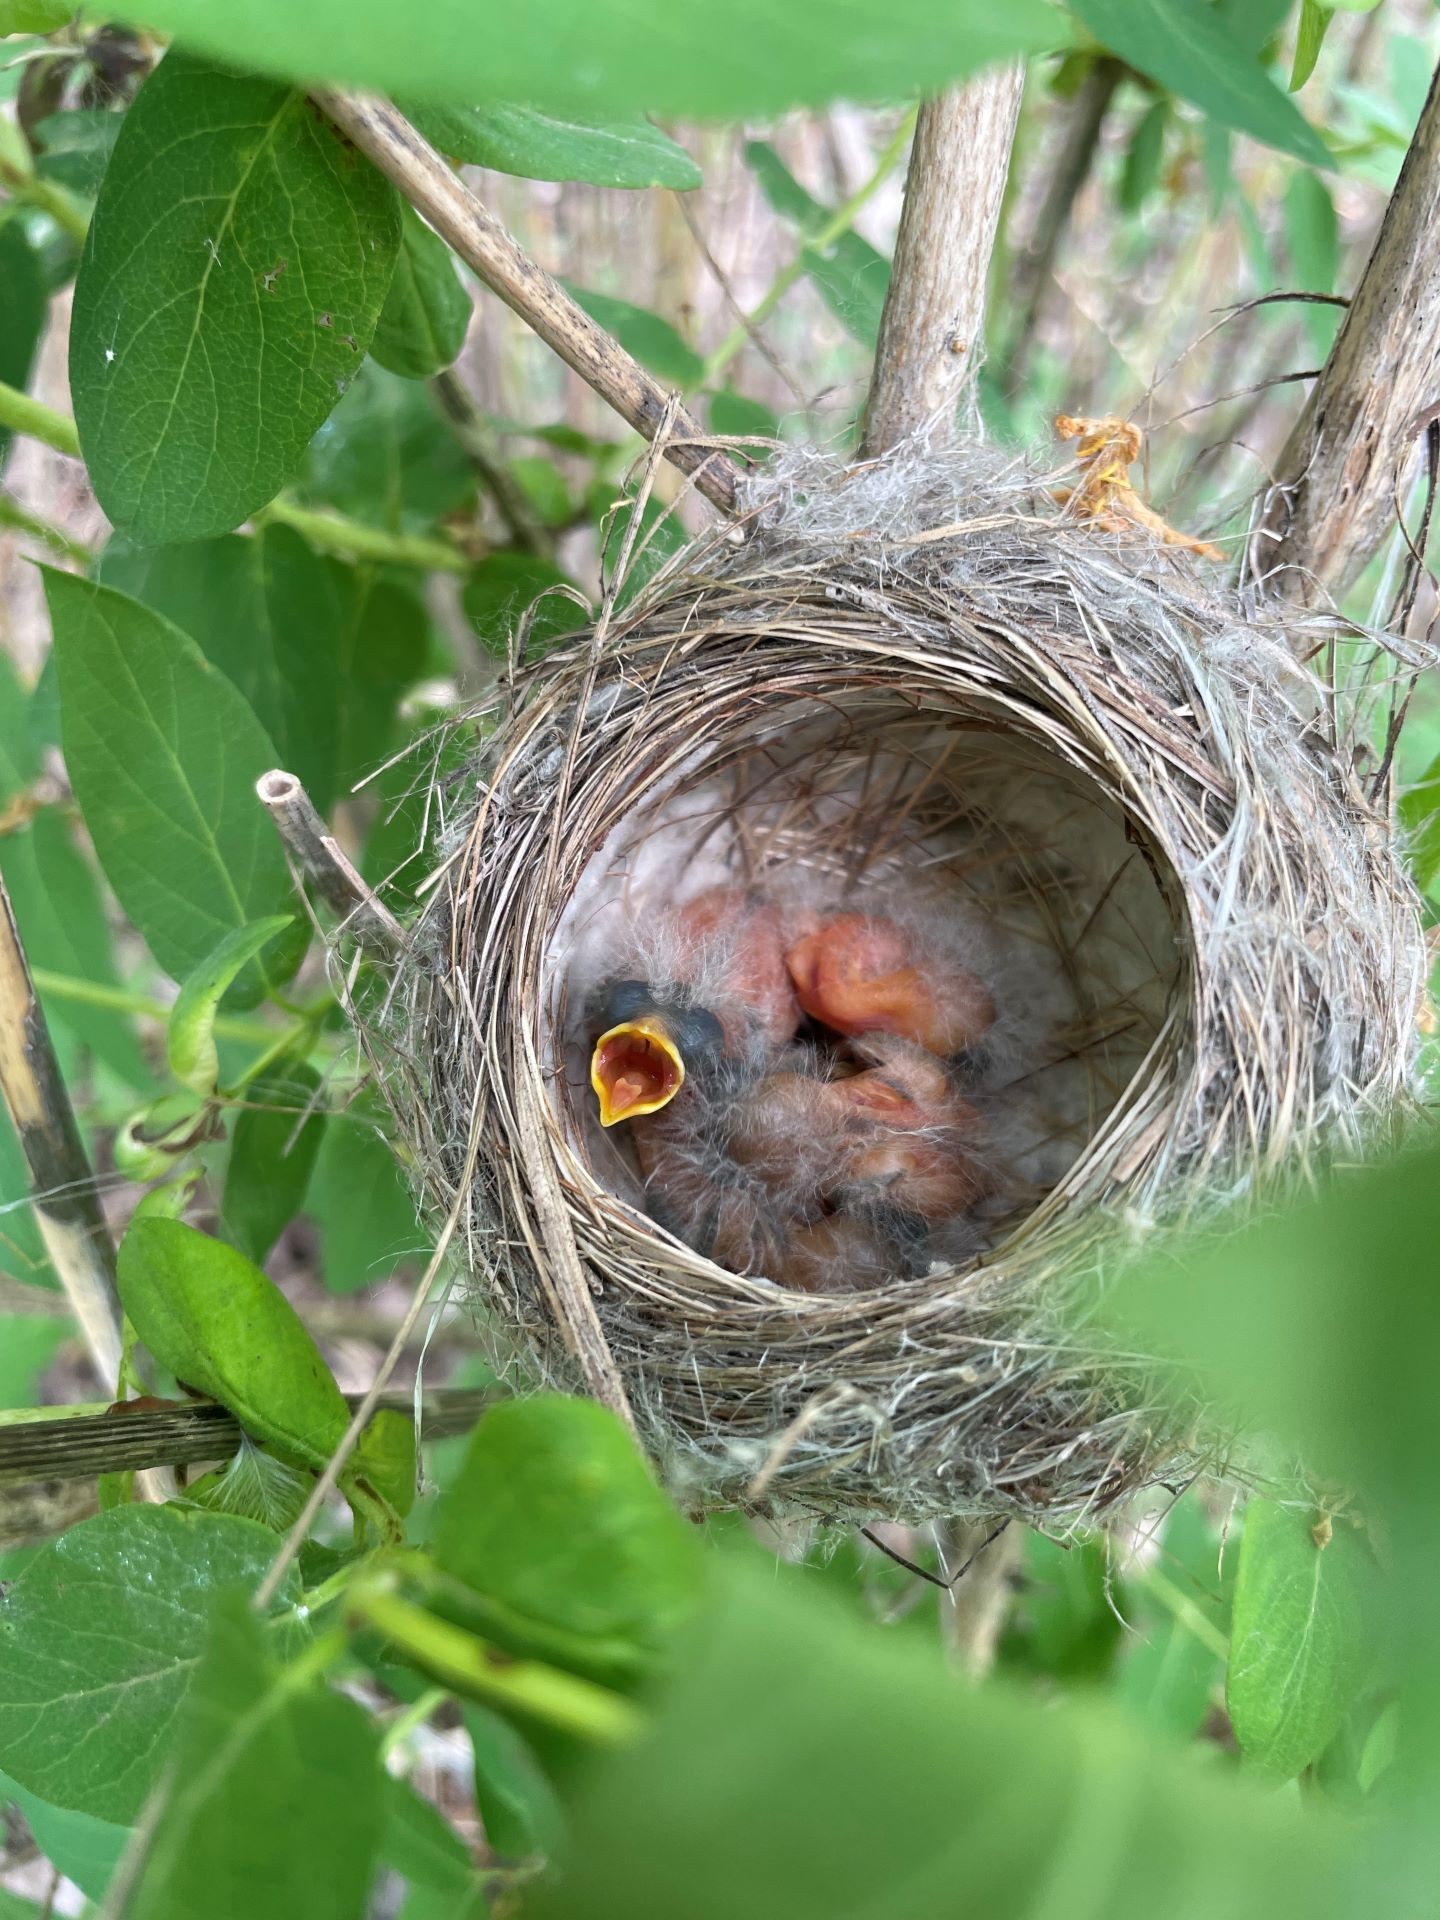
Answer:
124 1595 383 1920
1000 1531 1123 1682
71 52 401 543
707 388 781 441
308 1107 422 1293
45 568 303 1006
1227 1497 1377 1783
167 917 294 1092
1119 96 1170 212
99 525 424 813
353 1406 417 1518
0 221 47 462
463 551 580 661
564 283 702 388
1283 170 1341 356
0 1107 49 1288
371 203 472 380
223 1058 327 1264
1215 0 1295 52
117 1216 351 1472
382 1774 476 1898
402 100 700 189
432 1395 702 1685
0 810 152 1090
32 109 123 200
744 143 890 345
462 1704 562 1861
1069 0 1331 166
531 1557 1349 1920
0 0 71 28
301 360 474 530
0 1315 67 1409
1290 0 1331 90
0 1504 301 1823
1401 754 1440 896
102 2 1065 120
99 526 344 814
1116 1494 1229 1744
0 1770 128 1903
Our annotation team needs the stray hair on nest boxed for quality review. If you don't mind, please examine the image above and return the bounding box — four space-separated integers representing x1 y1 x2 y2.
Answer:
361 438 1427 1530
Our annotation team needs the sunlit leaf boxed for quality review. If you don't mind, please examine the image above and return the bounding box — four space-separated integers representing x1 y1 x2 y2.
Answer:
109 0 1065 120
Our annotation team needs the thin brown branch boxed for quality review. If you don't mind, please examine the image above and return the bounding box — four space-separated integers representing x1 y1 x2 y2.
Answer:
0 1388 495 1489
313 88 740 518
861 65 1025 458
1253 61 1440 603
256 769 409 953
0 875 123 1390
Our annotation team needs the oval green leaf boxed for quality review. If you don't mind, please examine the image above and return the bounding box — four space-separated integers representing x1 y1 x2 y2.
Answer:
370 202 472 380
167 917 294 1092
71 52 401 543
117 1216 350 1472
222 1057 327 1265
1227 1496 1376 1783
432 1394 701 1684
45 568 303 1006
0 1504 301 1824
402 100 701 189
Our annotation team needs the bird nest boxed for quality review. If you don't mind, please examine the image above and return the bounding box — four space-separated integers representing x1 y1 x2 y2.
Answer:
365 441 1425 1529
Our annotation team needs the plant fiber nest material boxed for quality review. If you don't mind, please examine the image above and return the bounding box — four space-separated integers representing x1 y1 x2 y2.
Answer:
372 442 1424 1528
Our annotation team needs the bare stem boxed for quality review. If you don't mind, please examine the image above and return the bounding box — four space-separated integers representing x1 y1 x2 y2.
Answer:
256 769 409 955
255 496 471 574
0 876 123 1391
313 88 739 518
861 66 1025 457
1253 60 1440 602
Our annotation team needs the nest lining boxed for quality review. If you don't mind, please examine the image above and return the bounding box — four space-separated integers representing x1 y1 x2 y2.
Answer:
373 442 1424 1529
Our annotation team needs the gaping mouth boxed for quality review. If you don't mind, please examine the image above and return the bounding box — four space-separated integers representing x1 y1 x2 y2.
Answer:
590 1018 686 1126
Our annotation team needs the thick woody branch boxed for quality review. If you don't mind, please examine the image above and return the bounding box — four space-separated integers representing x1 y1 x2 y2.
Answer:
313 89 740 518
0 876 123 1390
861 66 1025 458
1253 62 1440 603
257 769 409 954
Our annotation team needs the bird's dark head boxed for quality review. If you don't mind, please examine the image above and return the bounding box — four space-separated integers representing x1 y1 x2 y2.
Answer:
588 980 725 1128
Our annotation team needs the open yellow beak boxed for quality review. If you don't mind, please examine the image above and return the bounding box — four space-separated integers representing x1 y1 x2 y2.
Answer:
590 1017 686 1127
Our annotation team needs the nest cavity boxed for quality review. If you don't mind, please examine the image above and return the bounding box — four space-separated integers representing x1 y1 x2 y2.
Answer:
373 442 1424 1529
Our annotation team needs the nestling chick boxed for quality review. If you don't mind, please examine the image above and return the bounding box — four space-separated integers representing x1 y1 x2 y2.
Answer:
588 885 799 1128
824 1034 991 1227
785 911 997 1056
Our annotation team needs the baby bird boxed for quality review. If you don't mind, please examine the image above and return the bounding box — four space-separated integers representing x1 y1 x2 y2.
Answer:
588 885 798 1129
823 1035 990 1228
785 911 996 1057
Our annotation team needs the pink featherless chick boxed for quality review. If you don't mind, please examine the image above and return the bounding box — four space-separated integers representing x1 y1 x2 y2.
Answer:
785 910 996 1058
